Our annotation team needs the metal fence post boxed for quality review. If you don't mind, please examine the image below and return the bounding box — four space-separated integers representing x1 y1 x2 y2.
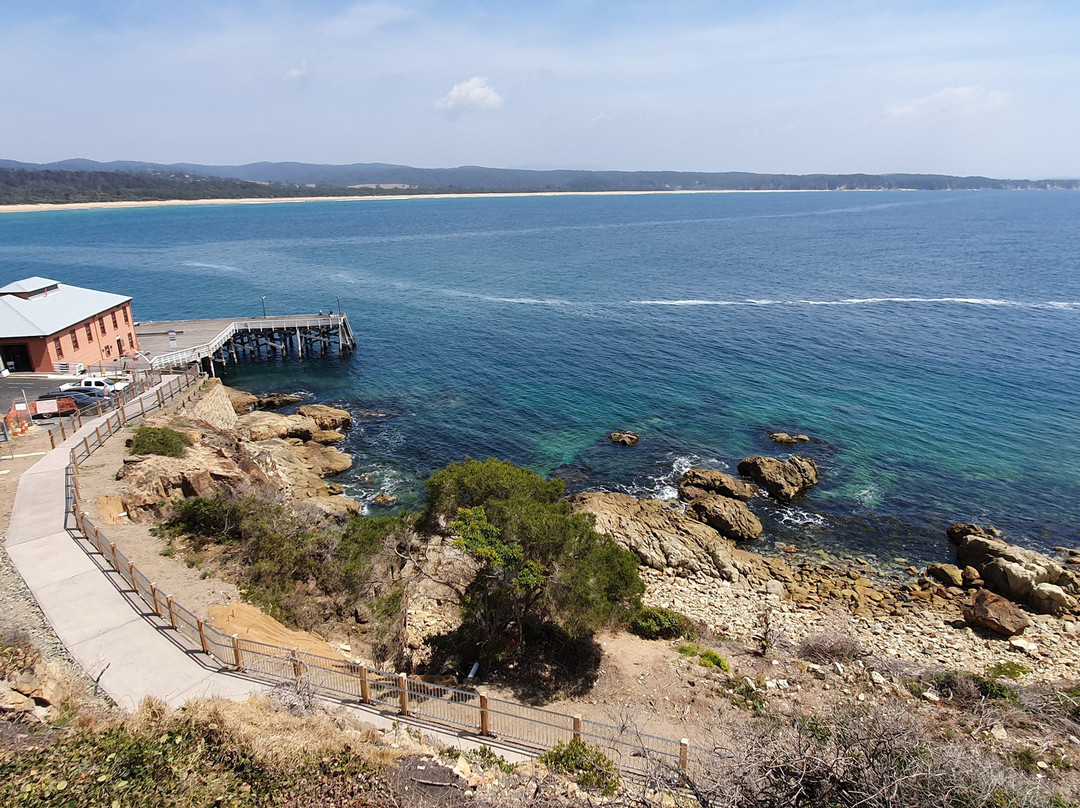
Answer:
573 714 583 741
398 673 410 716
479 694 491 737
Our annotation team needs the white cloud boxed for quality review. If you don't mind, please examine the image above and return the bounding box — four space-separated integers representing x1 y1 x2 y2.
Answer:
883 86 1011 120
435 76 504 115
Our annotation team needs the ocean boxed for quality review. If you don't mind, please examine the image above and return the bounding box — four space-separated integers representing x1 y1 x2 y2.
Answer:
2 190 1078 566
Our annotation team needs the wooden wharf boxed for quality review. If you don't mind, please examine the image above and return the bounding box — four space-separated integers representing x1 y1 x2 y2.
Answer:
135 314 357 373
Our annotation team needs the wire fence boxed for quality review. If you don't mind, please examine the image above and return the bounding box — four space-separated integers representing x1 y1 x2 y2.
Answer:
61 365 706 777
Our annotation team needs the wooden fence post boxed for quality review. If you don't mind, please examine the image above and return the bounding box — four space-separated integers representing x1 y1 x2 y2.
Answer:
231 634 244 670
59 421 67 440
128 562 138 594
398 673 409 716
96 403 103 417
149 583 161 616
156 389 165 409
573 714 583 741
679 738 689 771
108 542 119 570
291 649 303 680
95 426 103 448
166 596 177 629
139 397 146 418
479 694 491 737
82 437 90 458
48 431 56 449
196 619 211 655
359 665 371 704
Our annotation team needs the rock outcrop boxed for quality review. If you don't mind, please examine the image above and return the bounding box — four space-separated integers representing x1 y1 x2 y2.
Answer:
568 492 740 580
258 392 304 409
297 404 352 431
948 523 1080 615
737 455 819 503
678 467 755 502
607 430 640 446
685 494 763 542
769 432 810 445
236 411 319 442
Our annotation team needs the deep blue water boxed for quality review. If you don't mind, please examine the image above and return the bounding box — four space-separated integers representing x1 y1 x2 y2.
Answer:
2 191 1078 565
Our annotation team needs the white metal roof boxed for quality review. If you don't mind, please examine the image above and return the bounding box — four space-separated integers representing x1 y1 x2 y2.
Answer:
0 277 132 339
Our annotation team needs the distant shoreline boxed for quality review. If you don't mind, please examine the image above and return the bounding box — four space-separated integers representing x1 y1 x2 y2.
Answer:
0 187 907 214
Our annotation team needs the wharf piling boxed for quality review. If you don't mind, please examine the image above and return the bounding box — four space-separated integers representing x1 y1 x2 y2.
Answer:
136 314 357 373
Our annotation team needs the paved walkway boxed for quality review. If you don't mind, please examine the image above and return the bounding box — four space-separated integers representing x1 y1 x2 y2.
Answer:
3 376 530 760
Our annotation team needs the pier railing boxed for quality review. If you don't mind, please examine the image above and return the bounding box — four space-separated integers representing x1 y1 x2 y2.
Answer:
147 314 354 370
61 372 702 779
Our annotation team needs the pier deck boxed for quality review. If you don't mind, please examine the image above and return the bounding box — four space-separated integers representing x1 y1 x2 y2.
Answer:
136 314 356 371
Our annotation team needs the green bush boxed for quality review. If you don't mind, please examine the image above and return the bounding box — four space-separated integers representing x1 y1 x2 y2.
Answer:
698 649 731 672
129 426 192 457
987 661 1030 680
628 606 693 640
540 737 619 796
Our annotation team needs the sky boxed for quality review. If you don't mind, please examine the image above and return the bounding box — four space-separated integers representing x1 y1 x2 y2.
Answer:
2 1 1079 177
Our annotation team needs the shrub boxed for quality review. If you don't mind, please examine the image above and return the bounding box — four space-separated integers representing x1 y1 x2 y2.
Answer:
987 661 1031 680
796 631 865 663
129 425 192 457
540 737 619 796
698 649 731 672
629 606 693 640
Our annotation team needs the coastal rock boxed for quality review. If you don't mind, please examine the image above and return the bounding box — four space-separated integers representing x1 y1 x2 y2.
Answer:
948 523 1080 614
687 494 763 542
228 390 258 414
297 404 352 430
607 430 640 446
236 411 318 442
927 563 964 589
568 492 740 580
373 492 398 507
312 429 346 445
737 455 819 503
257 392 304 409
769 432 810 445
962 589 1030 636
679 467 755 502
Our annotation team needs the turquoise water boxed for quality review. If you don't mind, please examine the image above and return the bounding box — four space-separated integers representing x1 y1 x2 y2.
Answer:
2 191 1078 563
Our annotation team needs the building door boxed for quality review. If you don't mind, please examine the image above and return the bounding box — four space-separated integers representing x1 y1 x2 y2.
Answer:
116 337 124 356
1 343 32 372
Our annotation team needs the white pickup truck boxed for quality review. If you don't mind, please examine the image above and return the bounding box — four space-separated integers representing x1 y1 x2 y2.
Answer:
59 376 130 395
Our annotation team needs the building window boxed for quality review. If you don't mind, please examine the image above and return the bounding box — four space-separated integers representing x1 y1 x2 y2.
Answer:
86 324 94 342
70 329 79 350
54 338 63 358
111 312 119 329
128 332 134 349
99 316 107 333
104 345 112 357
123 307 130 325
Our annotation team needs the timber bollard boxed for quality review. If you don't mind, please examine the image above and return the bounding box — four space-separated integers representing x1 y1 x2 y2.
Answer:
109 541 119 570
48 431 55 449
679 738 689 771
128 562 138 594
83 437 90 458
166 596 178 629
573 714 583 741
150 583 161 616
398 673 410 716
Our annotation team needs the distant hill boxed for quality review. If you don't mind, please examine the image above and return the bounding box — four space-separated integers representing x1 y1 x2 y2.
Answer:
1 159 1077 205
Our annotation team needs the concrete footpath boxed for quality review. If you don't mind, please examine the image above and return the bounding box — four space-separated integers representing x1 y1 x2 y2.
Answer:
3 377 530 760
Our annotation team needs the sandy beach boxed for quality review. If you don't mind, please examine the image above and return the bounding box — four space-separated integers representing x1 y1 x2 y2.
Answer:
0 187 835 215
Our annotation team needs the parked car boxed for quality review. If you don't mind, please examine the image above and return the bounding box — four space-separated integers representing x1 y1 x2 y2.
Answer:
32 392 101 418
59 376 129 395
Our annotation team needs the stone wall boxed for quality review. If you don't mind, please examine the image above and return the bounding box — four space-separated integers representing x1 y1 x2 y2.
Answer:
187 379 238 431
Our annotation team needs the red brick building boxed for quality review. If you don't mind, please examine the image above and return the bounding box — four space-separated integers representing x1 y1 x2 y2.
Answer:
0 277 139 373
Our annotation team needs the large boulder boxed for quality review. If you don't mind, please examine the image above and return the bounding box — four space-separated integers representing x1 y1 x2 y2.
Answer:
568 492 740 580
258 392 304 409
679 467 755 502
687 494 763 542
737 455 819 503
236 411 319 442
297 404 352 431
948 523 1080 614
962 589 1030 636
227 389 258 414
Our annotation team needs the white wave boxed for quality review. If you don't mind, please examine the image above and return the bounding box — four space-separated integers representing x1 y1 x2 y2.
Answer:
775 508 828 528
441 289 575 305
631 297 1080 309
181 261 245 274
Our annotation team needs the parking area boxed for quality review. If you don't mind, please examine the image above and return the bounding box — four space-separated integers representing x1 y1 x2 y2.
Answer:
1 374 116 428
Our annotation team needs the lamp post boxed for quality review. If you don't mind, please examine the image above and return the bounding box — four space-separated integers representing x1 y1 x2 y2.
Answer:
260 296 267 318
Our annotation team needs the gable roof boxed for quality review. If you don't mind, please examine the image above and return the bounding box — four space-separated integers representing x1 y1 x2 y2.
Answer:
0 277 132 339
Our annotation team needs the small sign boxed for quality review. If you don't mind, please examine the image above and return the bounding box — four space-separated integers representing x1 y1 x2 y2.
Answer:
168 329 177 349
35 399 59 414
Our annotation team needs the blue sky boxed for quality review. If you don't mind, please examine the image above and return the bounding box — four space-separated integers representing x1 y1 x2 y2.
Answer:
2 1 1078 176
